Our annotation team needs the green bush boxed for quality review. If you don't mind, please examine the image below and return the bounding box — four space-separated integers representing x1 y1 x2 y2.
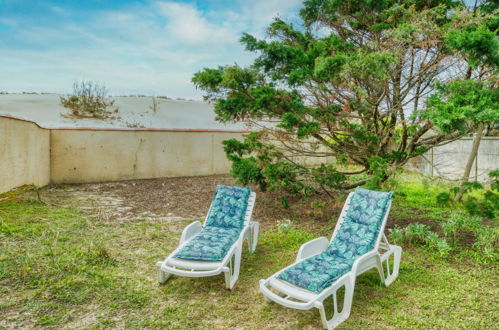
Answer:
435 170 499 219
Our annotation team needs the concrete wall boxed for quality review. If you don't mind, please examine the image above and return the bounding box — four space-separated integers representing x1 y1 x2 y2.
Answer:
50 130 242 183
0 116 50 193
0 114 247 192
3 113 496 193
406 137 499 182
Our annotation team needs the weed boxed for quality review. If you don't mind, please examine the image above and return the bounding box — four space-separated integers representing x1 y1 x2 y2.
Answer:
389 211 496 261
441 212 481 243
404 223 432 245
388 226 404 245
277 218 292 233
473 226 499 261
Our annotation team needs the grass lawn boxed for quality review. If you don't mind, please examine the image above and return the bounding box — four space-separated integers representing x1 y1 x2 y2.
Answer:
0 175 497 329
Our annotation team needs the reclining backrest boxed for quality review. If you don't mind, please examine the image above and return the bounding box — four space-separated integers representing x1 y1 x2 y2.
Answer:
325 187 393 260
205 185 251 230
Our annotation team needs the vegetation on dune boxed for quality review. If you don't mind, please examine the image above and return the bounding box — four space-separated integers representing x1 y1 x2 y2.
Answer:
60 80 119 119
193 0 498 196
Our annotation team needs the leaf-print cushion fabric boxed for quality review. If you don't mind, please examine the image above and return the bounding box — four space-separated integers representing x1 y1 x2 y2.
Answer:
205 185 251 229
174 226 241 261
175 185 251 261
278 187 393 293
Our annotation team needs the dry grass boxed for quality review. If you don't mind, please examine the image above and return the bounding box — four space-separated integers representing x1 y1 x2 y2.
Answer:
0 175 497 329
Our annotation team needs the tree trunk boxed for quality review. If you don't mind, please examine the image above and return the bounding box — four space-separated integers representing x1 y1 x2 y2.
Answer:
455 122 485 202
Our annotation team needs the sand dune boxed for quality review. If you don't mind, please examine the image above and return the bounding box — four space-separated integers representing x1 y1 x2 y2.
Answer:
0 94 247 131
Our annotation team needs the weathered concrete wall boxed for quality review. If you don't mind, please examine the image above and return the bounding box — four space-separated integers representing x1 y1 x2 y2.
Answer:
50 129 243 183
406 137 499 182
0 116 50 193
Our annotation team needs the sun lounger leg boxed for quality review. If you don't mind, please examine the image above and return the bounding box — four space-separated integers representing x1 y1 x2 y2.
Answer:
224 246 242 290
378 245 402 286
250 222 259 253
157 267 172 284
244 222 259 254
317 278 355 329
375 254 386 283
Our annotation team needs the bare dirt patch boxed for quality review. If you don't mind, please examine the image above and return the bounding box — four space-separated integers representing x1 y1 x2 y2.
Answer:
38 175 344 228
33 174 441 232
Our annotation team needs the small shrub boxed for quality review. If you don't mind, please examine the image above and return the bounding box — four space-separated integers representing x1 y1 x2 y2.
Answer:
389 223 452 257
390 211 496 261
436 192 451 206
60 80 119 119
491 169 499 190
389 223 449 256
441 213 481 240
435 169 499 219
473 227 499 261
125 121 146 128
388 226 404 245
425 231 451 257
404 223 432 245
464 192 498 219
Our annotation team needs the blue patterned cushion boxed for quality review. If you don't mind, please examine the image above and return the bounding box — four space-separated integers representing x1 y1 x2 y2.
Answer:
174 226 241 261
205 185 251 229
175 185 251 261
278 187 392 293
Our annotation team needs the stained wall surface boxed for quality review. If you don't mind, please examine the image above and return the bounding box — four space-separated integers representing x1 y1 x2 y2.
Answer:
49 129 242 183
0 116 50 193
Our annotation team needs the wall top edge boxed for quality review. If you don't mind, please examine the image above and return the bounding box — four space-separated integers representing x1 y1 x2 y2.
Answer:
0 113 252 133
454 136 499 140
1 112 496 137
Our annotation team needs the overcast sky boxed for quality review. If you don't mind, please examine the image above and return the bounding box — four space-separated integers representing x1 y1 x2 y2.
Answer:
0 0 302 98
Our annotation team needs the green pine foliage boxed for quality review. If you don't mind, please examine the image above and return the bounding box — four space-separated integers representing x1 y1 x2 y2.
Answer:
193 0 498 197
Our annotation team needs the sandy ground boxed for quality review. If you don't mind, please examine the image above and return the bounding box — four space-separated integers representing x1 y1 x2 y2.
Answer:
34 175 346 228
0 94 247 130
30 174 440 233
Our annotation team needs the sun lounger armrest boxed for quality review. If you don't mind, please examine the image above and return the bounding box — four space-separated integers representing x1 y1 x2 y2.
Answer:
350 250 378 275
296 237 329 262
179 221 202 245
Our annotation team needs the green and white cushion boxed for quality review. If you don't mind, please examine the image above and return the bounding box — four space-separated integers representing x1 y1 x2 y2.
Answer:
278 187 393 293
175 185 251 261
205 185 251 229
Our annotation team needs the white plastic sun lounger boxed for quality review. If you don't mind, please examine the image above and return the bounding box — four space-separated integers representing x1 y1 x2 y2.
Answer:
259 188 401 329
156 186 258 290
